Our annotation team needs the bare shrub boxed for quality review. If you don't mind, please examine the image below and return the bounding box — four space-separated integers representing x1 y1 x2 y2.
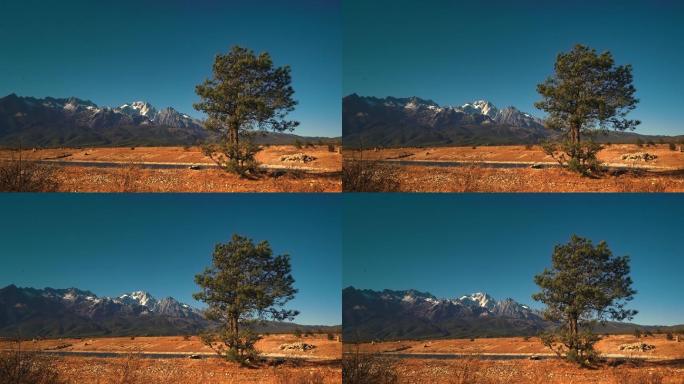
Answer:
342 347 398 384
0 343 63 384
0 153 59 192
343 160 400 192
116 353 146 384
275 369 326 384
118 162 142 192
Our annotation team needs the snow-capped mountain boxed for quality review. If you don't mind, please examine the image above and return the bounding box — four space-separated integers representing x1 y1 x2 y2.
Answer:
0 285 207 337
342 94 550 147
343 287 548 341
0 94 207 147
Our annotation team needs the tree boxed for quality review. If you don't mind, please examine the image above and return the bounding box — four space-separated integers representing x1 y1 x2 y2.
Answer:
532 235 637 366
193 234 298 364
536 44 640 175
194 46 299 176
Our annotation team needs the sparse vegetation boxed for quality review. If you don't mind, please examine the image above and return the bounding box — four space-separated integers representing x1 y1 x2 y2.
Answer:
0 152 59 192
0 342 63 384
342 346 398 384
343 160 400 192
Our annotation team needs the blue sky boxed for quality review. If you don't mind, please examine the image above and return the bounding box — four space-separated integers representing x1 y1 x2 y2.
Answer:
0 194 341 326
0 0 341 137
343 0 684 136
343 194 684 326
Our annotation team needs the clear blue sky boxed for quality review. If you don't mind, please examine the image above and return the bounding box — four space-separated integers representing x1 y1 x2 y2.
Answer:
0 0 341 137
0 194 341 326
343 194 684 326
343 0 684 136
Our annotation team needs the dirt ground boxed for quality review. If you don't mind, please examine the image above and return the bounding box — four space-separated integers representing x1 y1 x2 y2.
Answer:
346 335 684 383
344 144 684 192
348 144 684 170
0 145 342 192
348 334 684 360
54 356 340 384
391 166 684 192
4 334 341 360
392 358 684 384
2 334 341 383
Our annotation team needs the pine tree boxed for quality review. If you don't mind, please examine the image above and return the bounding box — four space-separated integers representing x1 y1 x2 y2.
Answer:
532 235 637 366
536 44 640 175
193 234 298 364
194 46 299 176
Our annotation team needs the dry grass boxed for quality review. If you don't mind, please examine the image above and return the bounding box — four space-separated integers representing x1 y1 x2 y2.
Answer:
342 160 400 192
0 155 59 192
395 166 684 192
392 359 684 384
0 343 64 384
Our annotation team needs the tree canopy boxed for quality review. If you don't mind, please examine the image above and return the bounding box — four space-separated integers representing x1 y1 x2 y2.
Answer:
194 46 299 175
533 235 637 365
194 234 298 363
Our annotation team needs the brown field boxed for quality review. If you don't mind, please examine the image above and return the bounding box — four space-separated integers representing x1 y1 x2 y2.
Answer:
345 144 684 192
345 335 684 384
2 334 341 383
0 145 342 192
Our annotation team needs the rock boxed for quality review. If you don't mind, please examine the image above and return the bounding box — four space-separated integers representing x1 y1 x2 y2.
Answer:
618 342 656 352
621 152 657 161
280 153 317 163
279 342 316 351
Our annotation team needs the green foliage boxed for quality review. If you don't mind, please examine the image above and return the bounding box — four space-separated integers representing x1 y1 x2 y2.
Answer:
541 140 603 176
535 44 640 174
533 235 637 366
194 46 299 176
194 234 299 364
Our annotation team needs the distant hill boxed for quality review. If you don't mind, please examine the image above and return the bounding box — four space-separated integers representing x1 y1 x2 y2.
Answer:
0 285 338 338
343 287 683 342
342 94 684 148
0 94 338 148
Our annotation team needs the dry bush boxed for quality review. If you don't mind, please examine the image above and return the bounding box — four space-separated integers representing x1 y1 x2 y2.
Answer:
0 155 59 192
117 162 142 192
343 160 400 192
116 353 145 384
342 348 398 384
612 369 663 384
0 345 63 384
275 368 326 384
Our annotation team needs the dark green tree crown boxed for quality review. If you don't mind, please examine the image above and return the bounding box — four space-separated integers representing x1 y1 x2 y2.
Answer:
535 44 640 134
533 235 637 324
194 46 299 135
193 234 299 324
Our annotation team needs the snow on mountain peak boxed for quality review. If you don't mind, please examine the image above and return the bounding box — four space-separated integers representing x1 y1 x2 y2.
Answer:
461 292 496 308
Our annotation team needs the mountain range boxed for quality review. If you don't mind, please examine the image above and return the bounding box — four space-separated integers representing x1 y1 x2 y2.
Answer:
342 287 683 342
0 285 338 338
0 94 338 148
342 94 682 148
